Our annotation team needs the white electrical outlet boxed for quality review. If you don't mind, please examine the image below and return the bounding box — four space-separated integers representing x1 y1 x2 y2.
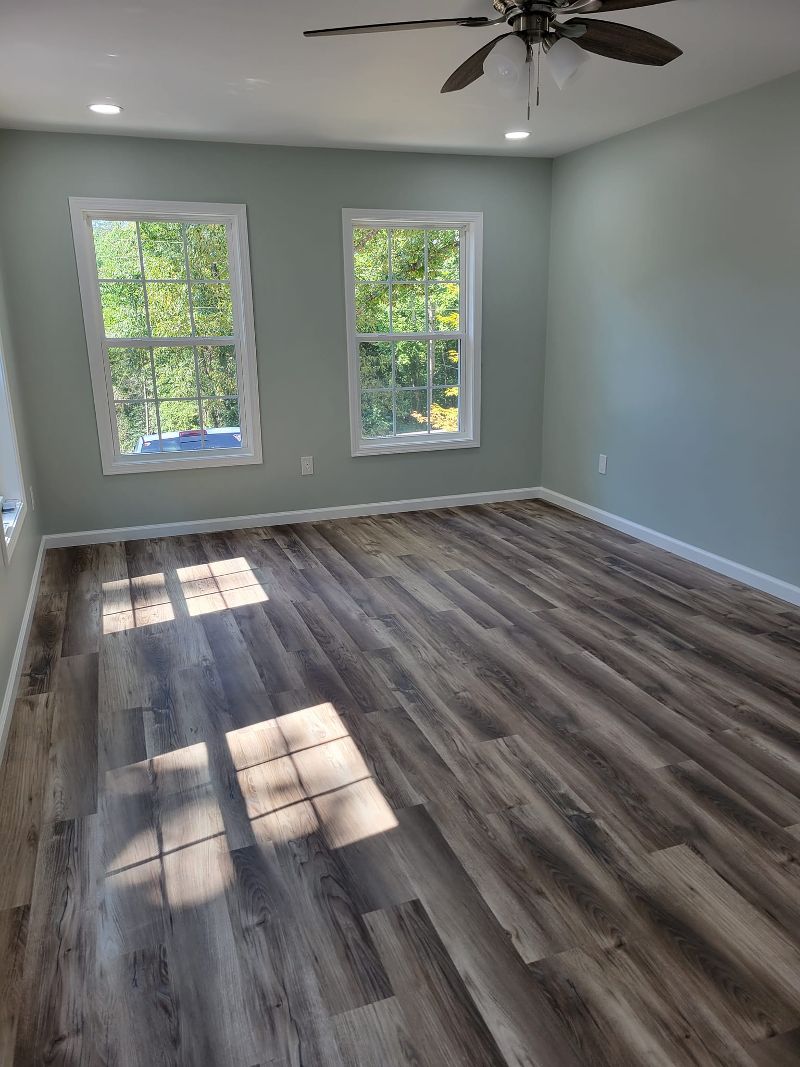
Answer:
598 454 608 475
300 456 314 477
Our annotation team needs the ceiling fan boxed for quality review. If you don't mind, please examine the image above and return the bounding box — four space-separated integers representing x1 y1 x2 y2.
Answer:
304 1 682 96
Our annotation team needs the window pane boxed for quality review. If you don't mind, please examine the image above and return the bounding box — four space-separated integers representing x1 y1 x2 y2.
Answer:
391 229 425 281
153 347 197 399
431 387 459 433
140 221 186 279
115 401 159 454
353 228 388 282
100 282 147 338
428 283 460 332
355 284 390 334
148 283 191 336
93 220 140 279
396 389 429 435
359 343 392 389
427 229 460 281
192 284 234 336
198 345 238 396
158 400 201 450
203 398 242 449
433 340 460 386
108 347 154 400
361 391 393 438
187 224 229 281
392 284 425 333
395 341 427 388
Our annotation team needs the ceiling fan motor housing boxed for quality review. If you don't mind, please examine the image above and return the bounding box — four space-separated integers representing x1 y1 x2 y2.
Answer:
493 1 554 43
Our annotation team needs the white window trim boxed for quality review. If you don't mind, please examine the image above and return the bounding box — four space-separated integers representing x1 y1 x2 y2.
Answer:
343 208 482 458
0 325 28 564
69 197 262 476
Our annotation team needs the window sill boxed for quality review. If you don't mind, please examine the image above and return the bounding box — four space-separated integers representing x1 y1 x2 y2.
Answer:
102 449 262 476
352 434 479 458
2 500 27 563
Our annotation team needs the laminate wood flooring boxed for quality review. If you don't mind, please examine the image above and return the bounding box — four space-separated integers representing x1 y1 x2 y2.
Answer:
1 501 799 1065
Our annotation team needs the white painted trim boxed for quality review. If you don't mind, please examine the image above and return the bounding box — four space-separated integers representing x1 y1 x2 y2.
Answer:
342 209 482 458
0 320 29 564
68 197 262 476
3 484 797 760
3 500 28 563
42 487 542 549
539 488 800 608
0 537 46 761
39 486 800 607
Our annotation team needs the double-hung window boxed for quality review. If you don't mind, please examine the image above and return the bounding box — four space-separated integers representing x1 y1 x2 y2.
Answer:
70 198 261 475
0 329 27 563
343 209 482 456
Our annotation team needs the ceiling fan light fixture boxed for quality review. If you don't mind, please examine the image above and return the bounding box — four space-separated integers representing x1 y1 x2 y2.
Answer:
483 34 528 97
504 130 530 140
545 37 589 90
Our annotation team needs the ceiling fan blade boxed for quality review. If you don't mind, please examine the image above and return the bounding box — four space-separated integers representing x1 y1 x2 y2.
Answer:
304 16 497 38
441 32 515 94
559 0 676 12
566 18 682 65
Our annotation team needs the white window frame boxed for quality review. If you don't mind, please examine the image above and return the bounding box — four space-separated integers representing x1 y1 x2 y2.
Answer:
69 197 262 475
0 327 28 564
343 208 482 457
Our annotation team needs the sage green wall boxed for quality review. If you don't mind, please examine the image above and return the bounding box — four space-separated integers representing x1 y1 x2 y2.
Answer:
0 251 41 732
0 131 551 535
543 71 800 586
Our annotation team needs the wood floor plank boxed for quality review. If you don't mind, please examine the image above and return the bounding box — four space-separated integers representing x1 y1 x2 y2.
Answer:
15 815 99 1065
641 844 800 1040
223 841 341 1065
370 708 556 963
388 804 581 1067
43 652 99 823
365 898 506 1067
530 942 759 1067
0 695 53 909
95 945 179 1067
160 837 259 1067
18 590 67 698
749 1027 800 1066
99 759 165 961
257 805 394 1017
333 998 420 1067
0 905 28 1063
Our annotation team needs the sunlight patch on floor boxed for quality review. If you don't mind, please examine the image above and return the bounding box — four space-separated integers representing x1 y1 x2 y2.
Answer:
231 702 399 849
101 702 397 911
101 557 268 630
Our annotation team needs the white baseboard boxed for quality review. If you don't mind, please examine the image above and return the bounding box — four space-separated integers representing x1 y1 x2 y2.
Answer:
539 487 800 608
42 487 543 550
6 481 792 759
0 537 47 759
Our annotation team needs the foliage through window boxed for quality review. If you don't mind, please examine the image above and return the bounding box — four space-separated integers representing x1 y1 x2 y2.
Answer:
70 199 261 475
344 210 482 456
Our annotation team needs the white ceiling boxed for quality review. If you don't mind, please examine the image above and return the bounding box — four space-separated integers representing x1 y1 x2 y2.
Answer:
1 0 799 157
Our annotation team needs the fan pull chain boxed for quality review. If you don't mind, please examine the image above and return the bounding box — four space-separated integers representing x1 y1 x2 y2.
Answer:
537 42 542 107
527 46 532 122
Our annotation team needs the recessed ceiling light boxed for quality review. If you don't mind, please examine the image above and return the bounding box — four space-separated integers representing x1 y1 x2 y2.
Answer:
89 103 123 115
505 130 530 141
